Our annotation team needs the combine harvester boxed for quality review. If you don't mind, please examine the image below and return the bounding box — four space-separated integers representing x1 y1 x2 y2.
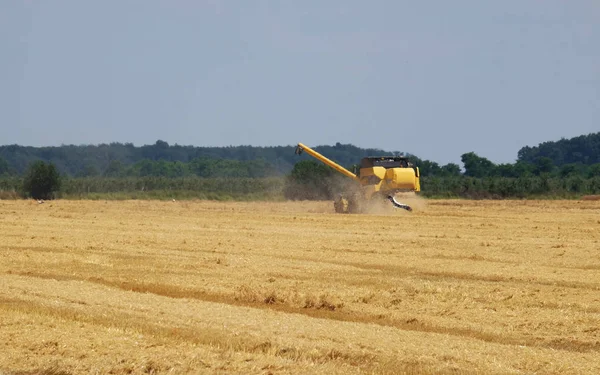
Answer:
295 143 421 213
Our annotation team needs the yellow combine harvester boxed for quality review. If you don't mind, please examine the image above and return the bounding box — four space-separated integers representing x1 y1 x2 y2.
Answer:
295 143 421 213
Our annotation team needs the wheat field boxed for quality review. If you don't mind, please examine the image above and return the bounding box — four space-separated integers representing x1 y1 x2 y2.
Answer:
1 198 599 374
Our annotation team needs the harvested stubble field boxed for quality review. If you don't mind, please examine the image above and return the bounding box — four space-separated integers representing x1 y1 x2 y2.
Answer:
1 198 600 375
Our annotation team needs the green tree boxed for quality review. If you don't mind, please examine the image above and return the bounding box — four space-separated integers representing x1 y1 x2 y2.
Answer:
559 163 581 177
513 161 535 177
23 161 62 200
284 160 334 200
534 157 555 175
417 160 442 176
438 163 460 177
77 163 99 177
587 163 600 178
461 152 496 178
0 157 12 175
104 160 125 177
496 163 517 177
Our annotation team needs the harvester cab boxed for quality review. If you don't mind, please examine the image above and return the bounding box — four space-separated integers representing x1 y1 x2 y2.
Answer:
294 143 420 213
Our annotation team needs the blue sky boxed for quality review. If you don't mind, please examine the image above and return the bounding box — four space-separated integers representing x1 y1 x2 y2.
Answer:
1 1 598 165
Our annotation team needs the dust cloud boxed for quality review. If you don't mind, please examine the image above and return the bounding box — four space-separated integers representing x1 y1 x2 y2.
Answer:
394 192 427 212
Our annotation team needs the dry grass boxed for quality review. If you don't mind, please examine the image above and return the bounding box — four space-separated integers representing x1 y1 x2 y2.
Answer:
1 198 600 374
0 190 19 200
582 195 600 201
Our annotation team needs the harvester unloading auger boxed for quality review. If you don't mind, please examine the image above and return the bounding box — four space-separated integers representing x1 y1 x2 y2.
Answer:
295 143 421 213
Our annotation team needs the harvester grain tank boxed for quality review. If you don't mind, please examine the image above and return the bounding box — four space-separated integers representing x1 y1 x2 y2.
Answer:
294 143 420 213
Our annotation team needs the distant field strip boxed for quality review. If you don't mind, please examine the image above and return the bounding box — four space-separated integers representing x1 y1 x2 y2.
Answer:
1 199 600 374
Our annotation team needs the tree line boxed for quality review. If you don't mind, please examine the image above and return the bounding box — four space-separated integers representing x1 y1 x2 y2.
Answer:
1 132 599 200
0 140 400 177
517 132 600 166
3 132 598 179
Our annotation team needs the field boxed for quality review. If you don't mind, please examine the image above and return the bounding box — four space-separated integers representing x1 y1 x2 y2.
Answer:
1 198 600 374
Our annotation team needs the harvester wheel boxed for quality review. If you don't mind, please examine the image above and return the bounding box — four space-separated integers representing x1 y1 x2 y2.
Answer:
347 195 361 214
333 195 349 213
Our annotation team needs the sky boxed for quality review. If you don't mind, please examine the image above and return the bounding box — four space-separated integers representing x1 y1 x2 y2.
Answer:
1 1 598 165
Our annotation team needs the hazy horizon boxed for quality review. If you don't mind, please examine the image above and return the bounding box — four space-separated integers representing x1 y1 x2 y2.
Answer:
1 131 599 166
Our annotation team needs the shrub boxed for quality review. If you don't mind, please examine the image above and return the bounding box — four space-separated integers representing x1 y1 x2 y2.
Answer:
23 161 61 200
